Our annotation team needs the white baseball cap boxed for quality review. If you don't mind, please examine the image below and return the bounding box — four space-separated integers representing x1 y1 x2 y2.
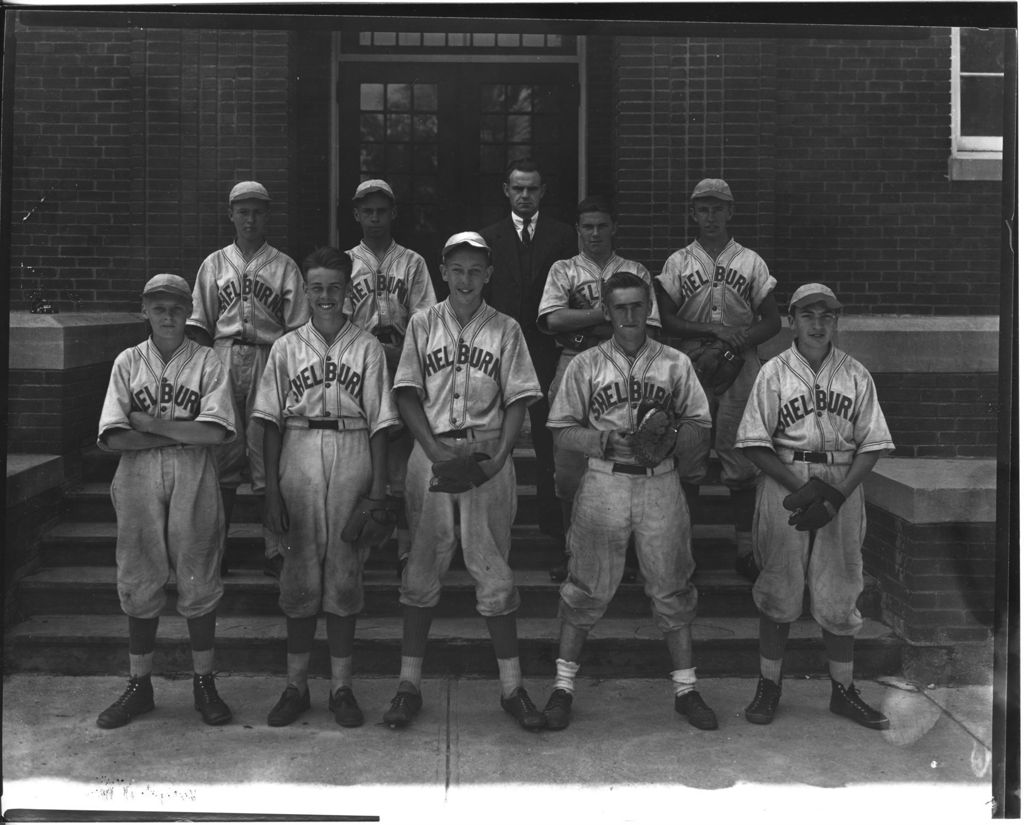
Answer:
142 273 192 302
789 283 842 312
690 178 734 202
442 231 491 261
229 181 270 203
353 179 395 202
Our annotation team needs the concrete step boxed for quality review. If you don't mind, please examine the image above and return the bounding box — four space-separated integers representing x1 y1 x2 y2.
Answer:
60 481 736 528
38 522 741 571
20 566 851 621
3 614 902 679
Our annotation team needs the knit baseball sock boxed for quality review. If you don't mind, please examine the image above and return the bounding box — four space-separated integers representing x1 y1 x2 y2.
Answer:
485 613 520 660
128 616 159 656
398 656 423 692
129 652 154 679
671 667 698 697
186 612 217 652
759 616 791 660
553 658 579 694
497 657 523 699
759 657 783 685
191 649 215 676
331 656 354 694
326 613 356 659
823 629 855 687
286 653 311 696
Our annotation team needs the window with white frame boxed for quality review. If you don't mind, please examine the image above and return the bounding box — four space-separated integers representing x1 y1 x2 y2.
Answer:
949 27 1007 180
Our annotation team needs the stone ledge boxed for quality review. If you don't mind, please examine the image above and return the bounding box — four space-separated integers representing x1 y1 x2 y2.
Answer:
758 316 999 373
6 454 64 508
864 457 996 524
9 312 146 370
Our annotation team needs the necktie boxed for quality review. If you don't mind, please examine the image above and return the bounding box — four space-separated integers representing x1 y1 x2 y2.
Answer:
521 222 531 246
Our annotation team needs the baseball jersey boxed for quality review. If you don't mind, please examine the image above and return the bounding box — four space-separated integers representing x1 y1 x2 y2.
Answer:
343 240 436 336
188 242 309 345
251 320 400 435
735 342 894 455
97 338 236 444
548 338 711 455
394 299 542 433
656 239 776 329
537 253 662 330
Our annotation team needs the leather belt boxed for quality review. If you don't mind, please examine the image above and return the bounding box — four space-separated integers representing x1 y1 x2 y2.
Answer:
285 417 367 431
792 450 829 463
437 429 468 439
612 463 649 475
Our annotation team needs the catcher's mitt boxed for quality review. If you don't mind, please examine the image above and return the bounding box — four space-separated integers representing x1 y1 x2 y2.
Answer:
782 477 846 532
628 404 680 467
430 452 495 493
691 339 743 396
341 495 399 546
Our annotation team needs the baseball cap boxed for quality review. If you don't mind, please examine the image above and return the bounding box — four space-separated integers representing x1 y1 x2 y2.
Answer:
441 231 491 261
789 283 842 312
142 273 192 302
229 181 270 203
352 179 396 202
690 178 734 202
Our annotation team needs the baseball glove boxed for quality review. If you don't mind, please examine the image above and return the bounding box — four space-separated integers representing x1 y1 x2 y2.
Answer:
690 339 744 396
341 495 400 546
782 478 847 531
430 452 495 493
628 404 680 467
555 289 603 352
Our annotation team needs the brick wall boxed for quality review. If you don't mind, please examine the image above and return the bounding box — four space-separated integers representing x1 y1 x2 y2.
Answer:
8 363 119 453
875 372 999 458
612 30 1002 315
585 36 616 201
774 31 1001 314
864 506 996 644
10 19 298 311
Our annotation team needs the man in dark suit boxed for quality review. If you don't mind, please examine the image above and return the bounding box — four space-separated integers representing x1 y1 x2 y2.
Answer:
481 158 578 572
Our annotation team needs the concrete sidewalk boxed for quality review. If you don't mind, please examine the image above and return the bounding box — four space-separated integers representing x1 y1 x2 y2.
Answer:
3 674 994 824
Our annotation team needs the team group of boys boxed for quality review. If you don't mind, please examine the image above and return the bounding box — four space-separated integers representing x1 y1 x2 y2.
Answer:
96 161 894 737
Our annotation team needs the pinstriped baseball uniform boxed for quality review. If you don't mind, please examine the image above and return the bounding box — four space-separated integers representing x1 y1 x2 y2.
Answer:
98 337 236 620
187 242 309 491
735 342 894 634
252 319 400 618
345 239 437 501
394 299 541 616
344 240 436 338
547 338 711 631
656 239 776 488
538 252 663 501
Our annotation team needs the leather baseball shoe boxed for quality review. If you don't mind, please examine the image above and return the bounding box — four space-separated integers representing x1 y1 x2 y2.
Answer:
97 675 155 729
830 679 890 730
383 681 422 729
674 690 719 730
193 673 232 725
267 685 310 727
543 688 573 731
501 687 546 731
744 675 781 724
329 686 364 728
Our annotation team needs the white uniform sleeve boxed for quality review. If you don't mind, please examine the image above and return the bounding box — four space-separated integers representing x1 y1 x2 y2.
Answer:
749 255 777 312
735 363 778 450
499 321 542 406
673 356 712 427
96 351 134 445
193 349 237 437
252 339 288 429
406 254 437 316
638 263 663 328
536 258 573 329
187 255 220 338
393 310 427 398
654 249 690 310
280 256 311 332
547 353 590 429
361 340 401 435
851 369 895 455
